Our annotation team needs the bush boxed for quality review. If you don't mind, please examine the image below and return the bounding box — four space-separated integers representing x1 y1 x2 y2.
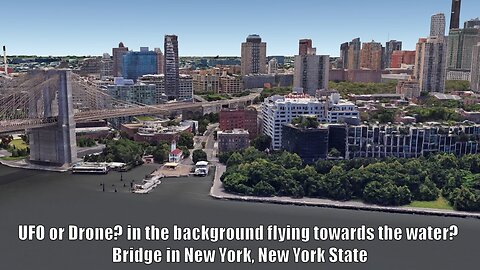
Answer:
192 149 208 164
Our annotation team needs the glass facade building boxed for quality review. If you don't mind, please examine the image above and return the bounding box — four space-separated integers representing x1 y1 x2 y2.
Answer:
122 47 158 81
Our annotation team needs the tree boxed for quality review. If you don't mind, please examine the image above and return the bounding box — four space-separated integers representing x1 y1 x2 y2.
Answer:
416 177 440 201
226 152 243 167
253 181 275 197
328 148 342 158
178 132 194 149
180 146 190 159
251 135 271 151
451 186 479 211
192 149 208 163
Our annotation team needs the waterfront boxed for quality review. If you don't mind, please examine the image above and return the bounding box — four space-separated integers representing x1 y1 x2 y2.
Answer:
0 164 479 270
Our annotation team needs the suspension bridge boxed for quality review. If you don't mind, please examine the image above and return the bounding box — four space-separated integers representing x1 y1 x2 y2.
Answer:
0 69 258 166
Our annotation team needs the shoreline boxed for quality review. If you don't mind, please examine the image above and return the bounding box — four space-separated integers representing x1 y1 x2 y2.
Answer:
0 159 69 172
210 164 480 219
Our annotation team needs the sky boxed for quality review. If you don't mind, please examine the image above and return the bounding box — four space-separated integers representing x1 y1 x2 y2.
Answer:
2 0 479 57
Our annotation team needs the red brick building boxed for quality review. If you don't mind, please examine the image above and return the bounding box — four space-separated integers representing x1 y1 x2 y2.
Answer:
219 108 258 139
390 51 416 68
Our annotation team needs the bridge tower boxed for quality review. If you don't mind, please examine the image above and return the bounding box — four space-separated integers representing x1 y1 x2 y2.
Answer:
28 70 77 166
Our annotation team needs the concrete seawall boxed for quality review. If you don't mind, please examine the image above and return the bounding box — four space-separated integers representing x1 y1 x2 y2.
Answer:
210 165 480 220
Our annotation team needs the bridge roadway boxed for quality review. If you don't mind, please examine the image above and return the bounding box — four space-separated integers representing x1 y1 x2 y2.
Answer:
0 93 260 134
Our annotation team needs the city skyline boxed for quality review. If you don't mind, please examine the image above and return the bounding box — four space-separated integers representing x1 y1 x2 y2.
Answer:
2 0 480 57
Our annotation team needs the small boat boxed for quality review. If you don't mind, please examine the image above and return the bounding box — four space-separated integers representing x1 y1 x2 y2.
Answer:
132 174 163 194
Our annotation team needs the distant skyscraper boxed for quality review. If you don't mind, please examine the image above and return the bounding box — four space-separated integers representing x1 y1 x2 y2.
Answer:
154 48 164 75
340 42 349 69
447 28 480 71
241 34 267 76
384 40 402 69
164 35 180 100
360 41 383 70
470 43 480 92
112 42 128 77
430 13 446 37
465 18 480 29
293 40 329 96
122 47 158 81
450 0 461 30
268 58 278 74
414 37 447 93
347 38 361 70
299 39 314 56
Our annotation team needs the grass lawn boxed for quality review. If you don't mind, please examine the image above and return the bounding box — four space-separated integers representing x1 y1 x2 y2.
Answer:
0 156 27 161
408 196 454 211
9 139 28 150
135 116 155 121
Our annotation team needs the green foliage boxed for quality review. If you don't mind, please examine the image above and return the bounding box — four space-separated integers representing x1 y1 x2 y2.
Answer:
84 139 144 166
405 106 462 122
192 149 208 163
463 103 480 112
220 150 480 211
291 116 319 129
445 80 471 92
329 81 397 97
328 148 342 158
226 152 243 167
77 137 96 148
178 132 194 149
250 135 272 151
201 93 232 102
363 181 412 206
253 181 276 197
370 109 397 124
257 87 292 101
180 146 190 159
193 113 219 134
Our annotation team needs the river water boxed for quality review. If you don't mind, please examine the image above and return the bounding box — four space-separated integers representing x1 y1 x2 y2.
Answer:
0 164 478 269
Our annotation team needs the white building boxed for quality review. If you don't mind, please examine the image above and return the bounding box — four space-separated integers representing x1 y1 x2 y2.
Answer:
268 58 278 74
261 92 359 150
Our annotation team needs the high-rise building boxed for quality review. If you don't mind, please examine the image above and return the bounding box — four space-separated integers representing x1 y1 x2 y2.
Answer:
390 51 416 68
340 42 349 69
154 48 164 75
347 38 361 70
471 43 480 92
360 41 383 70
100 53 113 78
112 42 128 77
122 47 158 81
414 37 447 93
293 40 329 96
219 108 258 139
447 28 480 71
268 58 278 74
465 18 480 29
299 39 314 56
450 0 461 30
241 34 267 76
430 13 446 37
164 35 180 100
384 40 402 69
